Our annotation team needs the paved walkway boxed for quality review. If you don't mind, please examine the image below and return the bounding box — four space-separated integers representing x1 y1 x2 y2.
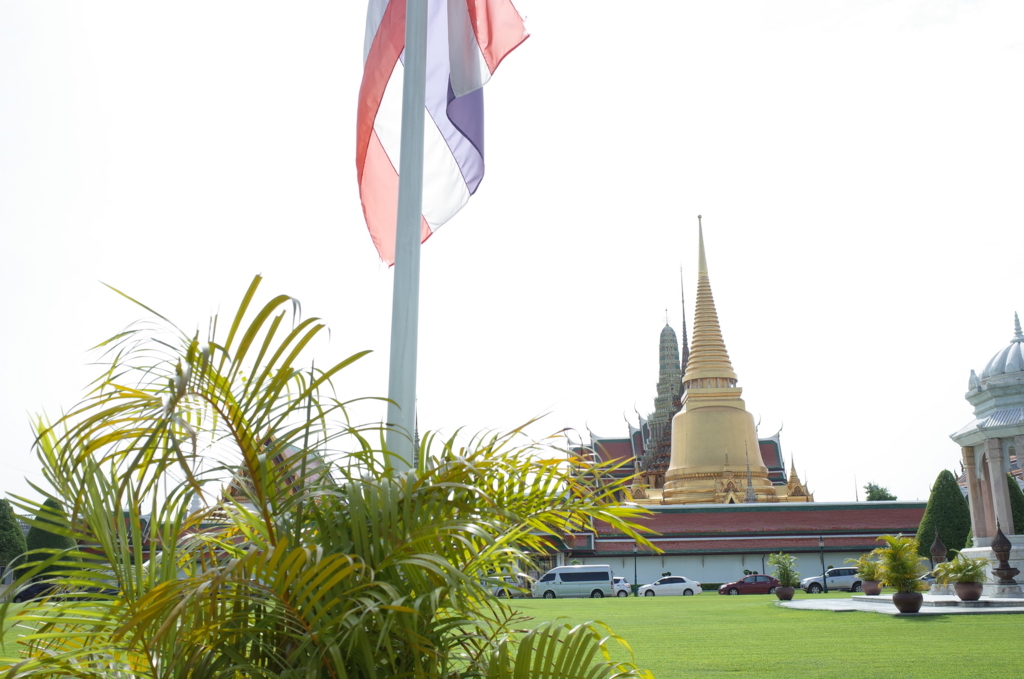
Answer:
777 593 1024 616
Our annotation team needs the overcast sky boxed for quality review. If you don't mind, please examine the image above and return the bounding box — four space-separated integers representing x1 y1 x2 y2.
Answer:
2 1 1022 504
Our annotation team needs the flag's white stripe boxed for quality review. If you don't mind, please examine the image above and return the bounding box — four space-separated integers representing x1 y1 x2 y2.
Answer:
446 0 491 96
375 58 471 229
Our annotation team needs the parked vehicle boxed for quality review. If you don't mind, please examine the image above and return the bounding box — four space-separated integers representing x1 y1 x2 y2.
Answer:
532 565 615 599
717 574 781 595
11 582 56 604
612 576 632 597
637 576 702 597
800 567 862 593
491 573 535 598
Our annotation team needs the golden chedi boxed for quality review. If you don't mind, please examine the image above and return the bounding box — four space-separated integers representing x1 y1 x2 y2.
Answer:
663 221 779 504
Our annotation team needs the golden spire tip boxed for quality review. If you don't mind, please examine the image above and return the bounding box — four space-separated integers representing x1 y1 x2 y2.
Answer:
698 217 707 274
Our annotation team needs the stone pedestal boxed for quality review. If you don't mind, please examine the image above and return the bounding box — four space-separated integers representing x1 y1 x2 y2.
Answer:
959 533 1024 598
988 583 1024 598
929 583 953 596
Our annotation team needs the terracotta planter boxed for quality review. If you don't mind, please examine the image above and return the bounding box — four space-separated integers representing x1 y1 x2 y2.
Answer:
774 586 795 601
892 592 923 613
953 582 983 601
862 580 882 595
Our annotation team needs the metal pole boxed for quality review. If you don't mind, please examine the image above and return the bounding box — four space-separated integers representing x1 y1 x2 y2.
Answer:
819 536 828 594
633 545 638 596
384 0 428 470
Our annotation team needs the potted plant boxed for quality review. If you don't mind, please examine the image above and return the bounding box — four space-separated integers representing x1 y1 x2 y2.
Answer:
767 552 800 601
874 534 928 613
845 553 883 595
933 552 989 601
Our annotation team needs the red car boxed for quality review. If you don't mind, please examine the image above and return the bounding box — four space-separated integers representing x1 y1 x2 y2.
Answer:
717 575 781 595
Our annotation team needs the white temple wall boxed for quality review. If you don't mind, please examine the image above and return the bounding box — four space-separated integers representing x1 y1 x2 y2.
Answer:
578 551 867 586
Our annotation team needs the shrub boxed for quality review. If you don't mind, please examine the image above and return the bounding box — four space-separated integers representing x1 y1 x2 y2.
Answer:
23 497 80 578
767 552 800 587
0 498 27 572
1007 473 1024 534
916 470 971 560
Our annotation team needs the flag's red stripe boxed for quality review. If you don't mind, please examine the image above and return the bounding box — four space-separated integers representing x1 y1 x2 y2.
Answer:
356 0 404 184
360 130 432 266
466 0 528 75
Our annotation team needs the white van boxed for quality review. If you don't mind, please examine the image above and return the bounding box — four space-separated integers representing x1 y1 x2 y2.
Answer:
533 565 615 599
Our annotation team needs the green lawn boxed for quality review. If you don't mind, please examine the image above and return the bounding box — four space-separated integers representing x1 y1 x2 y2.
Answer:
1 603 29 657
513 592 1020 679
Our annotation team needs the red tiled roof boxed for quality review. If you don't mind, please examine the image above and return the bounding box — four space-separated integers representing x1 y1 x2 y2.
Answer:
759 441 780 468
596 503 925 537
595 440 634 463
594 535 889 554
631 431 645 455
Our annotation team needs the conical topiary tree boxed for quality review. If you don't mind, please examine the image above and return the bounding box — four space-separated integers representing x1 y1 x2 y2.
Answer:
0 498 28 573
916 470 971 561
1007 473 1024 535
24 497 80 578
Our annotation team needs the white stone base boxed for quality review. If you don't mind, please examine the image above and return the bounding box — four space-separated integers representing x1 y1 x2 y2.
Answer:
986 583 1024 598
929 583 953 596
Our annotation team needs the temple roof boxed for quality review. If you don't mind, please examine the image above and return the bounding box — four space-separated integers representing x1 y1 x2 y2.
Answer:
681 220 738 384
595 502 925 537
981 312 1024 381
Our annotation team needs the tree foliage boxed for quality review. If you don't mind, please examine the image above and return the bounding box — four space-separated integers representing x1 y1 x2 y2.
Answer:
864 482 897 501
0 276 656 678
1006 473 1024 535
916 470 971 560
0 499 27 571
22 497 79 578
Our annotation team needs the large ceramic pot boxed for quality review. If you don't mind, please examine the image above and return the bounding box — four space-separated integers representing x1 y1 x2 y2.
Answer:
774 586 795 601
892 592 923 613
862 581 882 596
953 582 983 602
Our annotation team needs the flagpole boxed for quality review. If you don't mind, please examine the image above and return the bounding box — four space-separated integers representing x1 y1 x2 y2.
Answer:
384 0 428 471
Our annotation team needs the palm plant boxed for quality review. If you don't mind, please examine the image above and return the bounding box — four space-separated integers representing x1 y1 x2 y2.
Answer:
766 553 800 588
1 276 656 678
845 553 882 582
873 534 928 593
933 552 989 585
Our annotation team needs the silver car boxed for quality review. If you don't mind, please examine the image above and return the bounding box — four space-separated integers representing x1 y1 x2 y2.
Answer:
492 574 535 598
801 567 862 593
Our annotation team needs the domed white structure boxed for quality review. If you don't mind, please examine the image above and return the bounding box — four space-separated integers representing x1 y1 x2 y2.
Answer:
951 313 1024 595
981 313 1024 381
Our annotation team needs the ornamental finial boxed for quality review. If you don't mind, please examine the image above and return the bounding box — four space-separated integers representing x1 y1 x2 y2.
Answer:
698 217 707 274
1014 312 1022 341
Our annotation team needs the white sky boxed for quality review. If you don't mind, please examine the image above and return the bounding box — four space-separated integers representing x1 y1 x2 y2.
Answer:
2 1 1022 504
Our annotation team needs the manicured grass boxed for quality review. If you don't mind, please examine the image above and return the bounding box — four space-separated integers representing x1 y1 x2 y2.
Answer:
1 603 29 657
513 592 1020 679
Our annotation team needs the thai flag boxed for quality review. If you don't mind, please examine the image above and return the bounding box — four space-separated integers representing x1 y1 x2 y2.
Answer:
357 0 528 264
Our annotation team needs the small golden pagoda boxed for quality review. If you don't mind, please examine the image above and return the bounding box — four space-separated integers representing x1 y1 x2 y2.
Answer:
663 220 781 504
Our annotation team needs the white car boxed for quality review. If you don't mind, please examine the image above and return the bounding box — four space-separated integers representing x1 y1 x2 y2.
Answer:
612 576 632 597
637 576 702 596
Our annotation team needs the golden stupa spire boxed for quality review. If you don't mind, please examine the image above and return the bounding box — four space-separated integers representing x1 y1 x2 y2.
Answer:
682 216 738 386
